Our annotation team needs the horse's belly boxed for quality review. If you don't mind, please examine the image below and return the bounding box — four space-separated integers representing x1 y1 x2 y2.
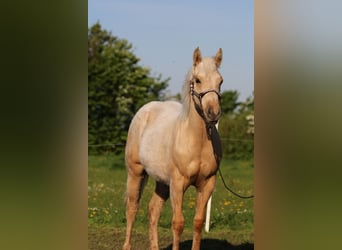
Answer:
142 156 170 184
139 137 171 184
135 101 180 185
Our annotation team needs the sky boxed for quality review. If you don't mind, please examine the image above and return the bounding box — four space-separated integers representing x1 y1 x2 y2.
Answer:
88 0 254 101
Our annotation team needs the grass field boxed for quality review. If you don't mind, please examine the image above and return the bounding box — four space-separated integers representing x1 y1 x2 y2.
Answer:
88 154 254 249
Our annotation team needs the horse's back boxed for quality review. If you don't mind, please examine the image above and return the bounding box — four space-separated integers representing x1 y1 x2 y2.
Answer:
125 101 181 183
128 101 181 133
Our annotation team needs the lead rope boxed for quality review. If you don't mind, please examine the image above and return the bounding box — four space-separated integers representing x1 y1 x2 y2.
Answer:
218 168 254 199
211 132 254 199
210 130 254 199
208 117 254 199
190 80 254 199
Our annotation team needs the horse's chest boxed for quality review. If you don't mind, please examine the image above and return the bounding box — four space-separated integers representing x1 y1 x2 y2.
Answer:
197 157 217 177
172 127 220 183
179 147 217 181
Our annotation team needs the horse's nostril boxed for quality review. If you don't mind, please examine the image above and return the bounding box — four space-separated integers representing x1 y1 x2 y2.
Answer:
207 107 220 121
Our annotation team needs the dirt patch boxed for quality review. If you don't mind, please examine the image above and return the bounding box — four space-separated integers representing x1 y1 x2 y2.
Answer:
89 226 253 250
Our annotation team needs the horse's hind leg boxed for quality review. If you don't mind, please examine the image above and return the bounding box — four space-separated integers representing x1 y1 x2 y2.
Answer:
122 163 148 250
148 181 170 250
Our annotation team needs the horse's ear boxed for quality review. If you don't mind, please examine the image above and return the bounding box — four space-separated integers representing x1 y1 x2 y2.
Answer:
214 48 223 68
193 47 202 66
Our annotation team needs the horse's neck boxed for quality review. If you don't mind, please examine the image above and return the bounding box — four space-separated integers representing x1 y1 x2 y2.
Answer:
181 99 208 141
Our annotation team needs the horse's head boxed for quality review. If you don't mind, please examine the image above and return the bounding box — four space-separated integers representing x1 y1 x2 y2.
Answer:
191 47 223 124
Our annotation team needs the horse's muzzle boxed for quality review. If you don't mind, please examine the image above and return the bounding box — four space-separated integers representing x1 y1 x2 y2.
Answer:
205 106 221 123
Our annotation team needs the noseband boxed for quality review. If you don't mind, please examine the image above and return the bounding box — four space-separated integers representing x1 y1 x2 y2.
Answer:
190 80 221 139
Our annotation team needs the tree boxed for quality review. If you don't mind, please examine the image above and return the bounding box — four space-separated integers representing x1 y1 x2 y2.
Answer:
88 23 169 154
219 93 254 160
220 90 240 114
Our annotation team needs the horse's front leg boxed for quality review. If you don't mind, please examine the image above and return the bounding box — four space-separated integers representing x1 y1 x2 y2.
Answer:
192 175 216 250
170 174 186 250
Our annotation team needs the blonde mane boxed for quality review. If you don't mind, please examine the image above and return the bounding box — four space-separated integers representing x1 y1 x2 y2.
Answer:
180 68 193 118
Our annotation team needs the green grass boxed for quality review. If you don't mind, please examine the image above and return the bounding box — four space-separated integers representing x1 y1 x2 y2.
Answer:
88 154 254 249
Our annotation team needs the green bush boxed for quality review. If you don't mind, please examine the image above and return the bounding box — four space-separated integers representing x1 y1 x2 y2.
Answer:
219 110 254 160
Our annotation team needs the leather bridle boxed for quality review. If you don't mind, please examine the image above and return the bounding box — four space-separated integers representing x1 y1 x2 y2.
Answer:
190 80 221 139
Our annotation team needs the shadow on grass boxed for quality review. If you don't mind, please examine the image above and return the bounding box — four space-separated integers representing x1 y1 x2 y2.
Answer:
162 239 254 250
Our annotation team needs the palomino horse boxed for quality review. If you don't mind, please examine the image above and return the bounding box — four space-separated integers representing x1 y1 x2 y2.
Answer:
123 47 223 250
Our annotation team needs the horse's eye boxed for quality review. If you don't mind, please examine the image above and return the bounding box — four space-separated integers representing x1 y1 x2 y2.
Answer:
195 78 201 84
